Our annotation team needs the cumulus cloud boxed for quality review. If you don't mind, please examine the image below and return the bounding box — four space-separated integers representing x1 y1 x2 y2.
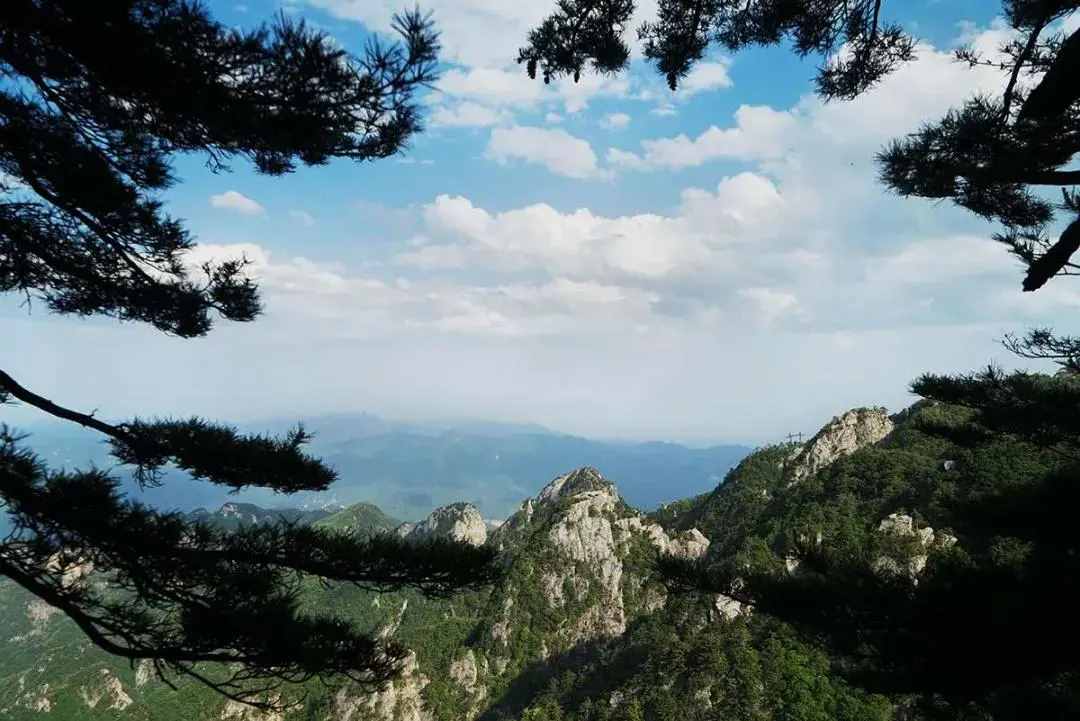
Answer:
608 105 798 170
430 101 508 128
609 35 1016 174
485 126 609 180
678 60 734 96
433 65 631 124
209 190 264 215
395 172 802 299
438 66 545 108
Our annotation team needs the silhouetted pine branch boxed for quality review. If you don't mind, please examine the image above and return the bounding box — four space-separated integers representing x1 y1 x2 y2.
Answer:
0 2 504 710
0 426 500 709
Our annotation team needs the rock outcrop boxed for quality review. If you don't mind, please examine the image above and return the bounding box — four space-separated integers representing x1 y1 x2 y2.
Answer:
398 503 488 547
712 594 747 621
328 652 431 721
872 512 958 580
79 670 133 711
485 467 712 666
785 407 894 485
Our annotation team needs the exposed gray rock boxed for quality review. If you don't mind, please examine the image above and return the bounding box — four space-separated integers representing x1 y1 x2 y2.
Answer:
326 652 431 721
712 594 747 621
400 503 488 547
786 407 894 485
489 467 698 652
79 669 133 711
449 649 480 694
220 697 284 721
873 512 958 581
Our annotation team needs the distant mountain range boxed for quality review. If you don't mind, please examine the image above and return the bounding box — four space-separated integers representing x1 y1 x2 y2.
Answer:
9 413 751 521
188 500 401 536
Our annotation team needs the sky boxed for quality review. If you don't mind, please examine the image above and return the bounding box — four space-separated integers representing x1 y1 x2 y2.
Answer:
6 1 1080 445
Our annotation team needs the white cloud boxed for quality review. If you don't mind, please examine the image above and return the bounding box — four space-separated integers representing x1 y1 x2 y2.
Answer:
304 1 546 68
430 101 508 128
486 126 609 180
435 64 631 120
304 3 639 125
545 112 564 124
438 66 545 108
398 172 792 286
601 112 632 129
209 190 264 216
21 21 1076 447
609 105 798 171
289 210 317 227
679 60 734 96
612 35 1017 174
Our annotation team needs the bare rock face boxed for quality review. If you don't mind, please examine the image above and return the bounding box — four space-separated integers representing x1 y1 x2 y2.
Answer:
487 467 711 660
399 503 488 547
786 407 894 485
449 648 489 717
328 652 431 721
220 696 284 721
449 649 481 694
79 669 133 711
872 512 958 581
135 660 155 688
712 594 747 622
16 681 52 713
612 518 710 560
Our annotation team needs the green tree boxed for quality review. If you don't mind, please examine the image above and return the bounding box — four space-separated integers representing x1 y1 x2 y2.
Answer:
0 0 498 710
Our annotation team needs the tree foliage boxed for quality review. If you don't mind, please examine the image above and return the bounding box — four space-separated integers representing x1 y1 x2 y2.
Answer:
1 0 439 336
0 0 500 710
520 0 914 97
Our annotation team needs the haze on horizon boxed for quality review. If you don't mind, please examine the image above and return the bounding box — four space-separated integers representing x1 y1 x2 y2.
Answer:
5 0 1075 447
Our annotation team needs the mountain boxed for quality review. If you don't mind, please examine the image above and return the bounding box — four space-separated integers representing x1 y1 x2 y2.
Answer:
9 414 751 522
0 403 885 721
278 427 750 521
316 502 401 534
186 502 342 531
7 399 1056 719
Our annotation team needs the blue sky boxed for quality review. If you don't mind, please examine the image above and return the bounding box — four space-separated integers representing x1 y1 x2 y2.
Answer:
7 1 1080 444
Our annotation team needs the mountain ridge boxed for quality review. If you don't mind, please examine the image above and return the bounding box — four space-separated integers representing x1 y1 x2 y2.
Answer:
4 398 1021 720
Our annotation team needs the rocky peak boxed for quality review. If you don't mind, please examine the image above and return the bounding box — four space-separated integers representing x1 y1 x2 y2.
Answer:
483 467 712 670
536 466 617 505
785 407 893 485
400 502 488 547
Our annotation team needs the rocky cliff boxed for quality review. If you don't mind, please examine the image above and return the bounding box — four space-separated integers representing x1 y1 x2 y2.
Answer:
398 502 489 547
784 407 894 485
